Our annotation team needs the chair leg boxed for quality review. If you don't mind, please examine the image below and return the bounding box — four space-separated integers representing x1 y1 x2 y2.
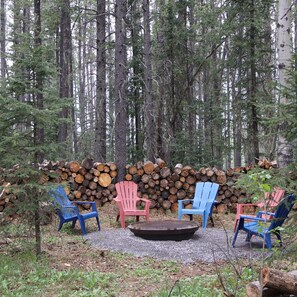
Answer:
209 215 214 227
233 219 239 233
120 215 126 228
58 221 64 232
232 226 240 247
71 219 77 229
275 231 282 246
78 217 87 235
265 234 272 249
245 231 252 242
177 210 182 220
96 216 100 231
202 214 207 229
232 218 244 247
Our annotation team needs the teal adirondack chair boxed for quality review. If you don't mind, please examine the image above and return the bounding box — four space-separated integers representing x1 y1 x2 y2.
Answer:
177 182 219 229
49 185 100 235
232 194 295 249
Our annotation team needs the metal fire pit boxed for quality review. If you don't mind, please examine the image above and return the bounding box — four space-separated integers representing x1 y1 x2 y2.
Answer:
128 220 199 241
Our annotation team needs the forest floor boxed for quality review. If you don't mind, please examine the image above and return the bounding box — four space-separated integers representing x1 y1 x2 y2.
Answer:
1 203 295 296
40 204 254 296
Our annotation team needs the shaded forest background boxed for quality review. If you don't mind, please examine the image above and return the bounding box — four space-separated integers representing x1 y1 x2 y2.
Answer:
0 0 297 180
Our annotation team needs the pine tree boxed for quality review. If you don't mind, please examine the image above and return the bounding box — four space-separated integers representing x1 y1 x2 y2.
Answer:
0 0 69 256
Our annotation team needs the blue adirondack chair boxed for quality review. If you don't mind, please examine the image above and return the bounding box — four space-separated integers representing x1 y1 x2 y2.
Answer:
49 185 100 235
178 182 219 229
232 194 295 249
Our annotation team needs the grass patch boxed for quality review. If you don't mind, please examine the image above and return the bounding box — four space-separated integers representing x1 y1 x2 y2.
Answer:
0 251 119 297
156 266 257 297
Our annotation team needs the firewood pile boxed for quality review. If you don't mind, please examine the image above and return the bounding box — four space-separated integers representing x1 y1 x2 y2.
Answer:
0 157 277 214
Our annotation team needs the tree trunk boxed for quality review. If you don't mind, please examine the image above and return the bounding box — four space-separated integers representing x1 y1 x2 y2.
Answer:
247 0 259 165
277 0 293 168
33 0 43 255
143 0 155 162
95 0 107 162
115 0 127 181
58 0 72 146
0 0 6 81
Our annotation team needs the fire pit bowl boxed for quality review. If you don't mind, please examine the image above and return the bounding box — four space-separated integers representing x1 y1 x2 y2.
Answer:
128 220 199 241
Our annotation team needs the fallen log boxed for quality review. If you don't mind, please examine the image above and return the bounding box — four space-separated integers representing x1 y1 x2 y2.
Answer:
246 269 297 297
246 281 280 297
262 267 297 295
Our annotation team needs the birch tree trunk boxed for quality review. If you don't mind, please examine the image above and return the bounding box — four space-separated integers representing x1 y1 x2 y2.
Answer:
277 0 293 168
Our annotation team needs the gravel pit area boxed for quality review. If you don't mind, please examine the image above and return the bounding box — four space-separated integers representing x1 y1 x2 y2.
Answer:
85 227 270 264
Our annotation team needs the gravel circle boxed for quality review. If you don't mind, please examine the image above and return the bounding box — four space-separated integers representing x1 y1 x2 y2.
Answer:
85 227 270 264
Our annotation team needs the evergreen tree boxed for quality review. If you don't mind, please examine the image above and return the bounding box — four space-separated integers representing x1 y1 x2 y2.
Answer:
0 0 68 256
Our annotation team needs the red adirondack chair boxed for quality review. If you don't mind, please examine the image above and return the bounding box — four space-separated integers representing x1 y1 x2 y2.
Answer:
115 181 151 228
233 187 285 232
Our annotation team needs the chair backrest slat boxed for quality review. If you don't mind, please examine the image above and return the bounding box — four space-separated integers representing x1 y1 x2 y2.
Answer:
49 185 72 206
269 194 295 231
193 182 219 209
115 181 138 210
49 186 76 219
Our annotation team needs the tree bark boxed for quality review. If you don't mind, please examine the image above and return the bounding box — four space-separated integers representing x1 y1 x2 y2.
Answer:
0 0 6 81
262 267 297 295
143 0 155 162
58 0 72 146
114 0 127 181
277 0 293 168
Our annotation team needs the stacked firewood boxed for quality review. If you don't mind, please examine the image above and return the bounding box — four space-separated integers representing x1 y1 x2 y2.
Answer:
44 159 118 206
0 158 273 214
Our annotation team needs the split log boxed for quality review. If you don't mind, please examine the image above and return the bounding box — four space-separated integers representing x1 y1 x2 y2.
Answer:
160 179 168 189
185 175 196 185
162 200 171 210
160 167 171 178
69 161 80 173
108 162 117 171
217 170 227 184
177 189 186 200
128 165 137 175
155 158 166 168
125 174 133 181
81 158 93 170
89 181 98 190
98 173 112 187
171 202 178 212
143 161 155 174
94 162 105 171
74 174 84 184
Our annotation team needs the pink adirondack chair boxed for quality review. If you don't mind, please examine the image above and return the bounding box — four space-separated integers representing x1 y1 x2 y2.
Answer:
115 181 151 228
233 188 285 232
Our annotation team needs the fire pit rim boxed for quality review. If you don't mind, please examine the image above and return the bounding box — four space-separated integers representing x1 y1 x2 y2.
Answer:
128 220 199 241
